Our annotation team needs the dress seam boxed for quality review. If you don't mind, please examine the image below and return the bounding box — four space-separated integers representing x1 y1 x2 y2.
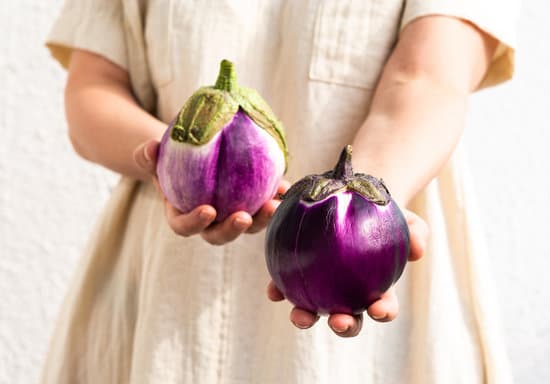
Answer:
217 246 232 384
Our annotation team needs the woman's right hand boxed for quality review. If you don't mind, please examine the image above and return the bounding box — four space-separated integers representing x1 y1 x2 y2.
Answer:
133 139 289 245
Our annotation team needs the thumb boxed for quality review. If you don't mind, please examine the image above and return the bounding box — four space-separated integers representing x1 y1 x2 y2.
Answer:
133 139 159 176
404 209 430 262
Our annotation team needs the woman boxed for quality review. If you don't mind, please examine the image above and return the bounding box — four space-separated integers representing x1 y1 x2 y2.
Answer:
44 0 517 382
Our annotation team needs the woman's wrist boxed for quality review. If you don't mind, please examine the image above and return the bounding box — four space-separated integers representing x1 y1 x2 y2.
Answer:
66 50 168 181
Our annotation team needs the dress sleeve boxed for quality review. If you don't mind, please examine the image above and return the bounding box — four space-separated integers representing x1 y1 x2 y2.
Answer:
46 0 127 71
400 0 520 89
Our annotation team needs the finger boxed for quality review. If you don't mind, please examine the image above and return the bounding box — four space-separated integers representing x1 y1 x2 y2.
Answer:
201 211 253 245
366 287 399 322
405 210 430 262
247 180 291 233
277 179 291 195
166 203 216 237
247 199 281 234
290 307 320 329
133 140 159 175
327 313 363 337
266 280 285 302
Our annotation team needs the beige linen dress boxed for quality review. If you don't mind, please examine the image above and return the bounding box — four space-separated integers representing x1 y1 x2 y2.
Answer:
44 1 518 383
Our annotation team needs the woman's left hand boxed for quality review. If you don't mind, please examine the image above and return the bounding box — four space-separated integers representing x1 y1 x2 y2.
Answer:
267 209 429 337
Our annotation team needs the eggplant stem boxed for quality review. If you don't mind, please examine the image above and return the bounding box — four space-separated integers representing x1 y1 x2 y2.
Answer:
214 59 237 92
332 145 354 180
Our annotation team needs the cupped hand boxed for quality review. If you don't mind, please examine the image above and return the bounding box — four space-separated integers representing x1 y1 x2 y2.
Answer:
133 139 290 245
267 209 429 337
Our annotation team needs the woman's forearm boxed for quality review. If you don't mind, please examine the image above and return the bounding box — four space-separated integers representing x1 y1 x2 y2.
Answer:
353 16 498 206
353 77 468 206
65 50 166 181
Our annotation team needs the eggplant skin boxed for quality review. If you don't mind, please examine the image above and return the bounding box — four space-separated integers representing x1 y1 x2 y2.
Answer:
265 191 410 315
157 109 285 222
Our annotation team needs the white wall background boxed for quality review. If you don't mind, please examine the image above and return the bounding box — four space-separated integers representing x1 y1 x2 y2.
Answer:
1 1 548 383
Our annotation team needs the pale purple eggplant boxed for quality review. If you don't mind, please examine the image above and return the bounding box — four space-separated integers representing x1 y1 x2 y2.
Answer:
156 60 287 221
265 146 410 315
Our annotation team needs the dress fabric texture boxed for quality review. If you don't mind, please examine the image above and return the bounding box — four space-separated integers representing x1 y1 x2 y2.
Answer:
44 1 518 383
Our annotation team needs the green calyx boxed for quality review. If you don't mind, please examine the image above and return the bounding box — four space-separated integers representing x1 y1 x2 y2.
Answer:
282 145 390 205
170 59 288 166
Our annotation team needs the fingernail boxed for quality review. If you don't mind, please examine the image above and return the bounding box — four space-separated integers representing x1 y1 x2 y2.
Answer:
233 217 249 230
199 209 212 221
371 313 386 320
331 324 350 333
291 321 310 330
143 146 151 162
